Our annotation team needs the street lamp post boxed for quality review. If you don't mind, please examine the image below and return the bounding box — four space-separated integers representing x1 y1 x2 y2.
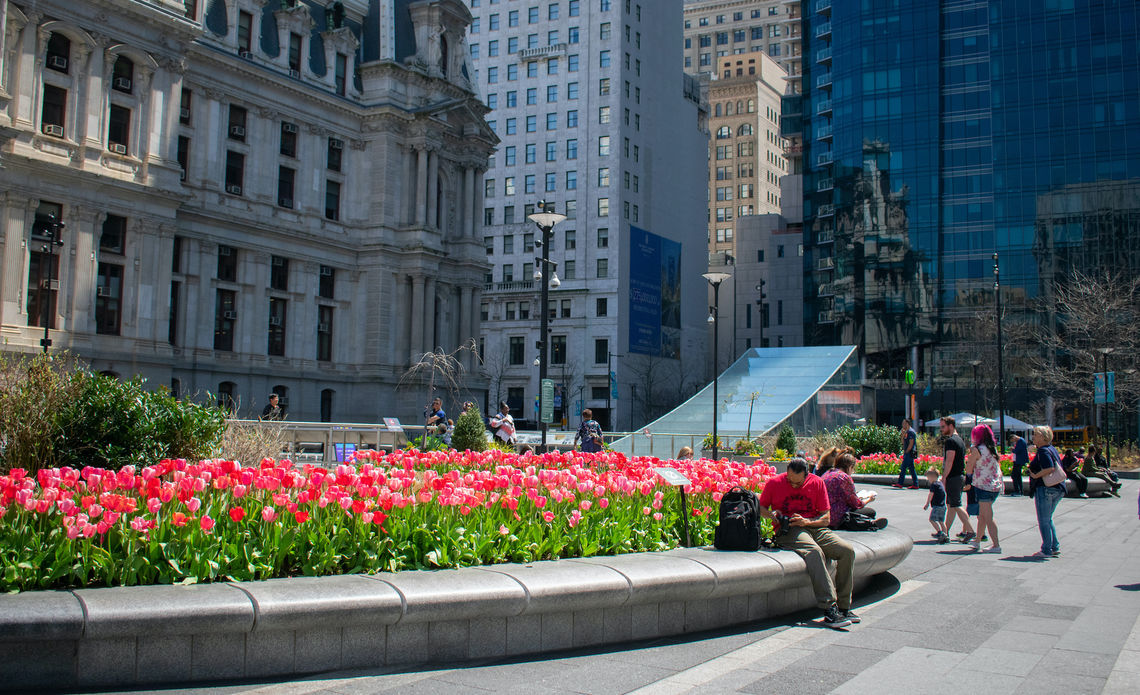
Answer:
605 351 622 432
970 359 982 421
994 253 1007 453
39 215 65 354
1098 347 1114 468
703 272 732 460
755 279 766 349
528 201 566 453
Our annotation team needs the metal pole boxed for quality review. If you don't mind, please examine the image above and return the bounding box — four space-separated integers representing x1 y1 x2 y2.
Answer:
680 487 691 548
994 253 1006 453
758 279 765 349
606 350 612 432
1104 350 1111 468
41 239 52 353
538 222 552 453
712 281 720 461
972 364 978 419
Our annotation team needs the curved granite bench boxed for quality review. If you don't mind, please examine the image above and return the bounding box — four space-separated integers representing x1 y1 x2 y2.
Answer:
852 473 1110 497
0 529 912 691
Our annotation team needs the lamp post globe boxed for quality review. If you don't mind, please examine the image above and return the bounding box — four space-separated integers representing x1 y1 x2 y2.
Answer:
702 272 732 461
528 202 567 453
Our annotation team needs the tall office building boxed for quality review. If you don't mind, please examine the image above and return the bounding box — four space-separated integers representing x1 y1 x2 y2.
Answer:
681 0 801 92
0 0 494 423
465 0 709 432
796 1 1140 419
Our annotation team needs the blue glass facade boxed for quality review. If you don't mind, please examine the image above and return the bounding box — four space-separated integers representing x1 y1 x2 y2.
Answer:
799 0 1140 386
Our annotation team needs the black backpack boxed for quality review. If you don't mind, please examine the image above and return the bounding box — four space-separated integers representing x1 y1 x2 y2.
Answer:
714 486 762 551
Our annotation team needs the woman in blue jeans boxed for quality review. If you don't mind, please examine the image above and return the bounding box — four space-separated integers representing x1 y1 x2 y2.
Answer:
1028 425 1066 558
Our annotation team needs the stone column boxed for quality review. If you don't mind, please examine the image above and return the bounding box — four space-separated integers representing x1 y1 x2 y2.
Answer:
151 226 176 344
423 275 436 355
426 149 439 229
473 167 485 233
409 274 424 362
297 261 319 361
67 206 102 336
117 218 145 337
194 239 216 351
0 193 33 325
10 9 37 128
0 0 10 103
414 146 428 226
462 166 475 239
244 252 269 354
459 284 473 368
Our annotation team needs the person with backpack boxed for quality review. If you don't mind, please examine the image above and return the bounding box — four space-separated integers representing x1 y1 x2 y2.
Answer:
573 409 604 453
758 458 858 629
1028 426 1066 558
822 453 886 531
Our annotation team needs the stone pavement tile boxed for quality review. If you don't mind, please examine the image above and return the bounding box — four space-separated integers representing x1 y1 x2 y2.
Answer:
1112 648 1140 673
1013 672 1106 695
923 668 1023 695
739 666 853 695
834 626 930 652
956 648 1041 677
695 666 772 692
1043 649 1117 678
1104 668 1140 695
830 647 967 694
1018 602 1083 621
979 629 1060 655
1003 615 1072 636
786 644 892 675
542 658 678 695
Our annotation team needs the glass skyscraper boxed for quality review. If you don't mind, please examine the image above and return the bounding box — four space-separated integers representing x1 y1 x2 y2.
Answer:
794 0 1140 398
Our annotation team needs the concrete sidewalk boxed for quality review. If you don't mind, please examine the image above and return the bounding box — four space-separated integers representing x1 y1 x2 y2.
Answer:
114 481 1140 695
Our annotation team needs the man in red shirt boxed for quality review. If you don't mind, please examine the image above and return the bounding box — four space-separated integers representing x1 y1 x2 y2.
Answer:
758 458 857 629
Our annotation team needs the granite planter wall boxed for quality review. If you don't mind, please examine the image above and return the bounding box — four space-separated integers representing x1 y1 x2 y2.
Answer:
0 530 912 691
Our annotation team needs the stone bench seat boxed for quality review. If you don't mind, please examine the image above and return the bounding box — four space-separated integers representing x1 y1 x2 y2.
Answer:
0 529 912 691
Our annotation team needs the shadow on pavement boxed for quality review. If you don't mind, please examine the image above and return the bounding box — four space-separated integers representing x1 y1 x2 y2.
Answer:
999 555 1049 563
1115 583 1140 591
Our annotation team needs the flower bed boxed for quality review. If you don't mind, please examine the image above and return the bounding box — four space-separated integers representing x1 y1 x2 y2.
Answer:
0 450 776 593
853 452 1015 476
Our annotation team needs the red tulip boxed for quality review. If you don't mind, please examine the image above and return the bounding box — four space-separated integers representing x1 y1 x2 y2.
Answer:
199 515 215 532
228 506 245 522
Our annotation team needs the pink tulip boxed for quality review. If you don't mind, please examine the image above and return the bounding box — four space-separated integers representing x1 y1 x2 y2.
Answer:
186 497 201 513
200 515 215 532
261 506 277 522
542 511 556 523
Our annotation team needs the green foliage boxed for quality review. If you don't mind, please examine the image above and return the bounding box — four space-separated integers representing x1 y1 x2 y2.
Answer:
771 448 791 461
406 435 449 452
834 423 903 457
733 438 762 456
450 406 487 452
487 437 516 452
0 353 225 473
701 433 727 451
776 424 797 454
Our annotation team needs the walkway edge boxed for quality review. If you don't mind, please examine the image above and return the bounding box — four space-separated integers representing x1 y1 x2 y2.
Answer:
0 530 912 691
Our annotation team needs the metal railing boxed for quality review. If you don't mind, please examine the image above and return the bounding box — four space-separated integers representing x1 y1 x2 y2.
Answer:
230 419 408 464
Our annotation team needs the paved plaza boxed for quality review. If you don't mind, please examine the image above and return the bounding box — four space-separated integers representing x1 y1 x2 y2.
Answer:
114 480 1140 695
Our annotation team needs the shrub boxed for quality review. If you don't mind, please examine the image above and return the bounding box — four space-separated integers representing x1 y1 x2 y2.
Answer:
733 438 762 456
834 423 902 457
776 424 797 454
0 354 225 473
220 418 289 466
450 406 487 452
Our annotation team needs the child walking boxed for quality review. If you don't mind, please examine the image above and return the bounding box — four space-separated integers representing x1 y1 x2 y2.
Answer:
924 467 949 543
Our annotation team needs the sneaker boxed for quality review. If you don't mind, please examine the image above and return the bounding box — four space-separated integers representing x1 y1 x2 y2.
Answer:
959 531 976 543
891 483 904 488
930 532 941 538
969 541 981 551
873 518 889 530
908 485 920 490
937 533 950 544
823 605 852 629
1050 550 1061 557
982 546 1002 554
955 531 968 539
1032 551 1052 558
981 535 989 542
840 609 862 623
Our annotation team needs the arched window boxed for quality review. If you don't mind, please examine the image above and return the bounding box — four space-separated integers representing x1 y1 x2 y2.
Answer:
716 125 731 139
218 381 236 413
46 33 71 73
272 384 289 408
170 378 182 400
320 389 334 422
747 99 756 113
738 123 753 136
112 56 134 94
714 103 721 117
736 100 744 113
439 35 449 76
725 101 733 116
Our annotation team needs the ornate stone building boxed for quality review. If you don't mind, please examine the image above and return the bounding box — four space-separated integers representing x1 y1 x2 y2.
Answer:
0 0 495 423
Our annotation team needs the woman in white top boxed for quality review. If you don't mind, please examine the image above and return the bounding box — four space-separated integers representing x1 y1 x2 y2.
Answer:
964 424 1004 553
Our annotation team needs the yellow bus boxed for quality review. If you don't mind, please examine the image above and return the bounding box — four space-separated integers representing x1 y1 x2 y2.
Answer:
1052 426 1091 448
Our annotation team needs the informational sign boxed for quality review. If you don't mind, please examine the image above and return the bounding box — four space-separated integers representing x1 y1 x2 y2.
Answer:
383 418 404 432
574 399 584 416
334 443 356 463
540 378 555 424
628 226 682 359
610 370 619 399
654 467 691 486
904 369 915 385
1095 372 1115 404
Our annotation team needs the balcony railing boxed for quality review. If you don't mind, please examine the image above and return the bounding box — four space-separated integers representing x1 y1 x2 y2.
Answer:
818 283 834 296
818 310 837 323
816 151 833 166
816 72 832 89
484 280 535 293
817 257 835 270
816 99 833 115
815 22 832 38
816 230 835 244
817 203 835 217
816 0 832 13
816 124 833 140
816 47 832 64
518 43 567 61
816 177 834 191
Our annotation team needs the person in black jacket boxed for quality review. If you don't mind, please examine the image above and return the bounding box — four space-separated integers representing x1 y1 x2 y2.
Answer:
1061 449 1088 497
260 394 285 421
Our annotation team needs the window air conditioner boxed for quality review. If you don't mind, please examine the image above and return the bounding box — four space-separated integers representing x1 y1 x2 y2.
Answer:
179 107 190 120
271 256 285 266
318 322 330 333
219 246 232 256
288 69 301 78
113 77 132 91
319 266 334 276
223 310 238 320
96 286 108 297
329 138 343 150
226 184 242 195
282 122 298 134
108 143 127 155
229 125 245 138
239 50 253 59
269 316 282 327
48 55 68 70
278 198 293 208
42 123 64 137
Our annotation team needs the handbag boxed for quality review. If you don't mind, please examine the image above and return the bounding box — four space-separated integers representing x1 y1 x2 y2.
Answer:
1042 447 1067 487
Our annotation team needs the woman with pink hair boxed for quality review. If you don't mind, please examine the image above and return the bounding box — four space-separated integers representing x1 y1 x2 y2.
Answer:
964 424 1004 552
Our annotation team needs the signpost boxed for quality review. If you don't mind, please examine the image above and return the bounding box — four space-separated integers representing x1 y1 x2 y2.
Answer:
540 378 554 424
654 467 692 547
1094 372 1115 405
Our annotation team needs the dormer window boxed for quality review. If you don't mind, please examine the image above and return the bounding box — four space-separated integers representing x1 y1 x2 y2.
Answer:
112 56 133 94
46 33 71 73
238 11 253 55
